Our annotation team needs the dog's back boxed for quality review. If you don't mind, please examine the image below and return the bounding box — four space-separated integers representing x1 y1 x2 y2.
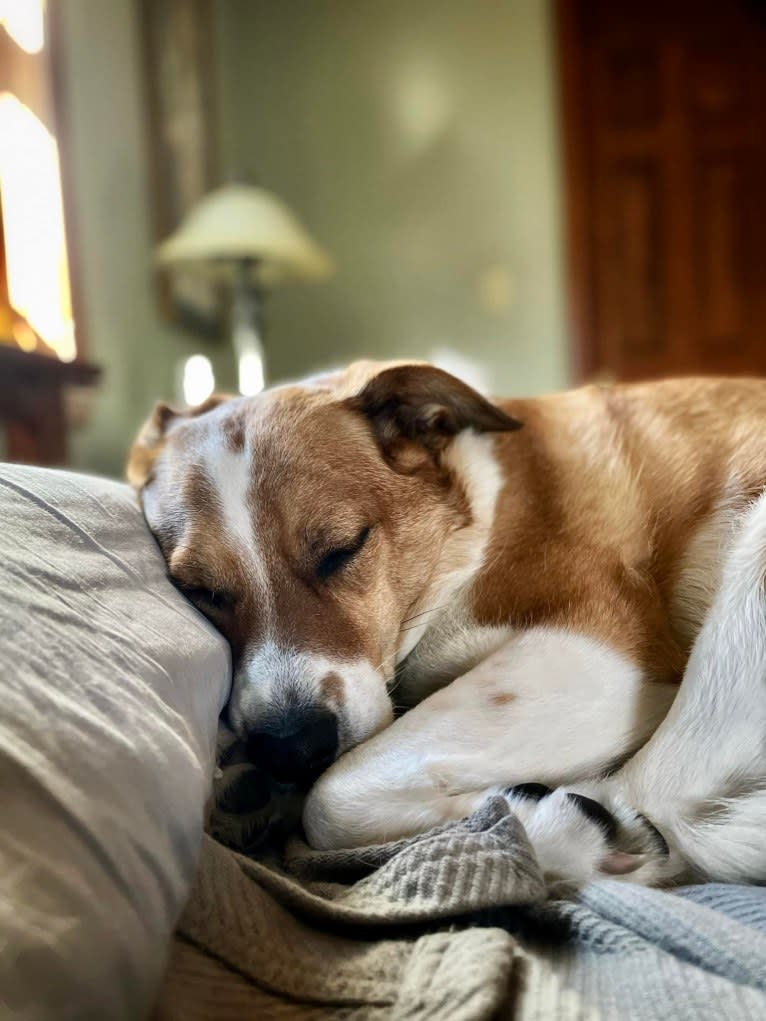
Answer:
468 377 766 681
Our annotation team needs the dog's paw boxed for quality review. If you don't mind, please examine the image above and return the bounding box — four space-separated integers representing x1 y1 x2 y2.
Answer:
208 761 305 854
503 784 670 890
207 724 304 855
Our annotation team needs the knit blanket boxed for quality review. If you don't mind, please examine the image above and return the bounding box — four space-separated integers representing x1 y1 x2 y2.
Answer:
154 796 766 1020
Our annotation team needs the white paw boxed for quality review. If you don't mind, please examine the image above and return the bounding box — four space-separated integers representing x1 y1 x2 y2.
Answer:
503 784 671 889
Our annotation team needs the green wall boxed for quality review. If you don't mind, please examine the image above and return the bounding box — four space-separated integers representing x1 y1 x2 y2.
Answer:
215 0 568 396
61 0 567 476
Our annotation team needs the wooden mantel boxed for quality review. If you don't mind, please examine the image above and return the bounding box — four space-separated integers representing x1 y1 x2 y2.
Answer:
0 345 100 465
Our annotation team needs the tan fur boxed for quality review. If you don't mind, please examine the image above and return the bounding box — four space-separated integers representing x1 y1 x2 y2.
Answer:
473 377 766 680
320 672 346 708
489 691 516 707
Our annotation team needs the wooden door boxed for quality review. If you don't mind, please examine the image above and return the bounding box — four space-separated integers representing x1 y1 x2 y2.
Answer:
559 1 766 381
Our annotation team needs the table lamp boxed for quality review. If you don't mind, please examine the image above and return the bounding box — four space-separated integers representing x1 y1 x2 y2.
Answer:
155 183 334 395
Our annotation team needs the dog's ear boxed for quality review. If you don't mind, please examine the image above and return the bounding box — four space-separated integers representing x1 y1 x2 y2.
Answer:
346 364 521 461
126 394 232 490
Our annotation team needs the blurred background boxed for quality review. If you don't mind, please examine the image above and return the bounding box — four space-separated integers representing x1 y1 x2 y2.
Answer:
1 0 765 476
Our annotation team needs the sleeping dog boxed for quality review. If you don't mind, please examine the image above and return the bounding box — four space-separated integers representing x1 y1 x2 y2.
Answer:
129 362 766 887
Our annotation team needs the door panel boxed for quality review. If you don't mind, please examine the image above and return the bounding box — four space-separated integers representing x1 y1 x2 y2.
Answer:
559 1 766 381
599 161 666 371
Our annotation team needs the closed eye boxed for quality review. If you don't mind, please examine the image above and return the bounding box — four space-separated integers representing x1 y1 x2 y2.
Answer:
179 585 234 614
316 525 371 581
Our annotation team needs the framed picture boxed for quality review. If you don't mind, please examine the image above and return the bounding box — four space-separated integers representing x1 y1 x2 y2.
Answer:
140 0 223 337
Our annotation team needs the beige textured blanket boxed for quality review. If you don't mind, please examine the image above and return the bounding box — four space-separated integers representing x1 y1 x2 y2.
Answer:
153 798 564 1019
154 797 766 1020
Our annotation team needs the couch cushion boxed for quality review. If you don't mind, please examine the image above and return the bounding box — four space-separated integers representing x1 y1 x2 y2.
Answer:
0 464 230 1020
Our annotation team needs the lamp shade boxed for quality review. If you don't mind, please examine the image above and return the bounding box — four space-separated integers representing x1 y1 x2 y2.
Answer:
155 184 334 286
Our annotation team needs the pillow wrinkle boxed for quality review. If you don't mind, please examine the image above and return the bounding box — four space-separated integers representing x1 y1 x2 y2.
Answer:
0 465 230 1021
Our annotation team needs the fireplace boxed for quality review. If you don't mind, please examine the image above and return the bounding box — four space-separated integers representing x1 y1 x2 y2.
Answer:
0 1 99 465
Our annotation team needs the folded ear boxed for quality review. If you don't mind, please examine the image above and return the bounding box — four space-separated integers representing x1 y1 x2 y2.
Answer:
346 363 521 459
126 394 232 489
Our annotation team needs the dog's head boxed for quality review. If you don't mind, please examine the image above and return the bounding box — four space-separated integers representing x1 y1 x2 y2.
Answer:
128 362 520 785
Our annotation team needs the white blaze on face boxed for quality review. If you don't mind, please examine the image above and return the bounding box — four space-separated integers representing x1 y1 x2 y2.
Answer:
200 432 273 607
207 446 253 547
229 641 393 751
210 445 252 543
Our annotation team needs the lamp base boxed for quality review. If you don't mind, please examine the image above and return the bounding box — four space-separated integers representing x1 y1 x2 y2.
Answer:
232 260 266 395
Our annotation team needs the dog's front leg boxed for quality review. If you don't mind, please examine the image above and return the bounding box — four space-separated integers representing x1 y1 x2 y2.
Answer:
303 628 675 850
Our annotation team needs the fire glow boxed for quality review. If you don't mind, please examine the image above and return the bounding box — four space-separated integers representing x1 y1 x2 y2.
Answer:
0 0 45 54
0 92 75 361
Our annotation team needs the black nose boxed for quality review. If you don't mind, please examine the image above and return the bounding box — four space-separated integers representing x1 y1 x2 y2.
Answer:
246 708 339 785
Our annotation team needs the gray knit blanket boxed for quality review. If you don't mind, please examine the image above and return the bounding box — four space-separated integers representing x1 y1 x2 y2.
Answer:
155 796 766 1019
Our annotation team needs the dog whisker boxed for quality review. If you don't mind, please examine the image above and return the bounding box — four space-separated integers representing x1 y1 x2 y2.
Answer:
399 622 433 634
369 649 397 683
399 604 448 629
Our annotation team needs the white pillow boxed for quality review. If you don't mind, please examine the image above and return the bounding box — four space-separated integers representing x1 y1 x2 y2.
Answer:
0 464 230 1020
